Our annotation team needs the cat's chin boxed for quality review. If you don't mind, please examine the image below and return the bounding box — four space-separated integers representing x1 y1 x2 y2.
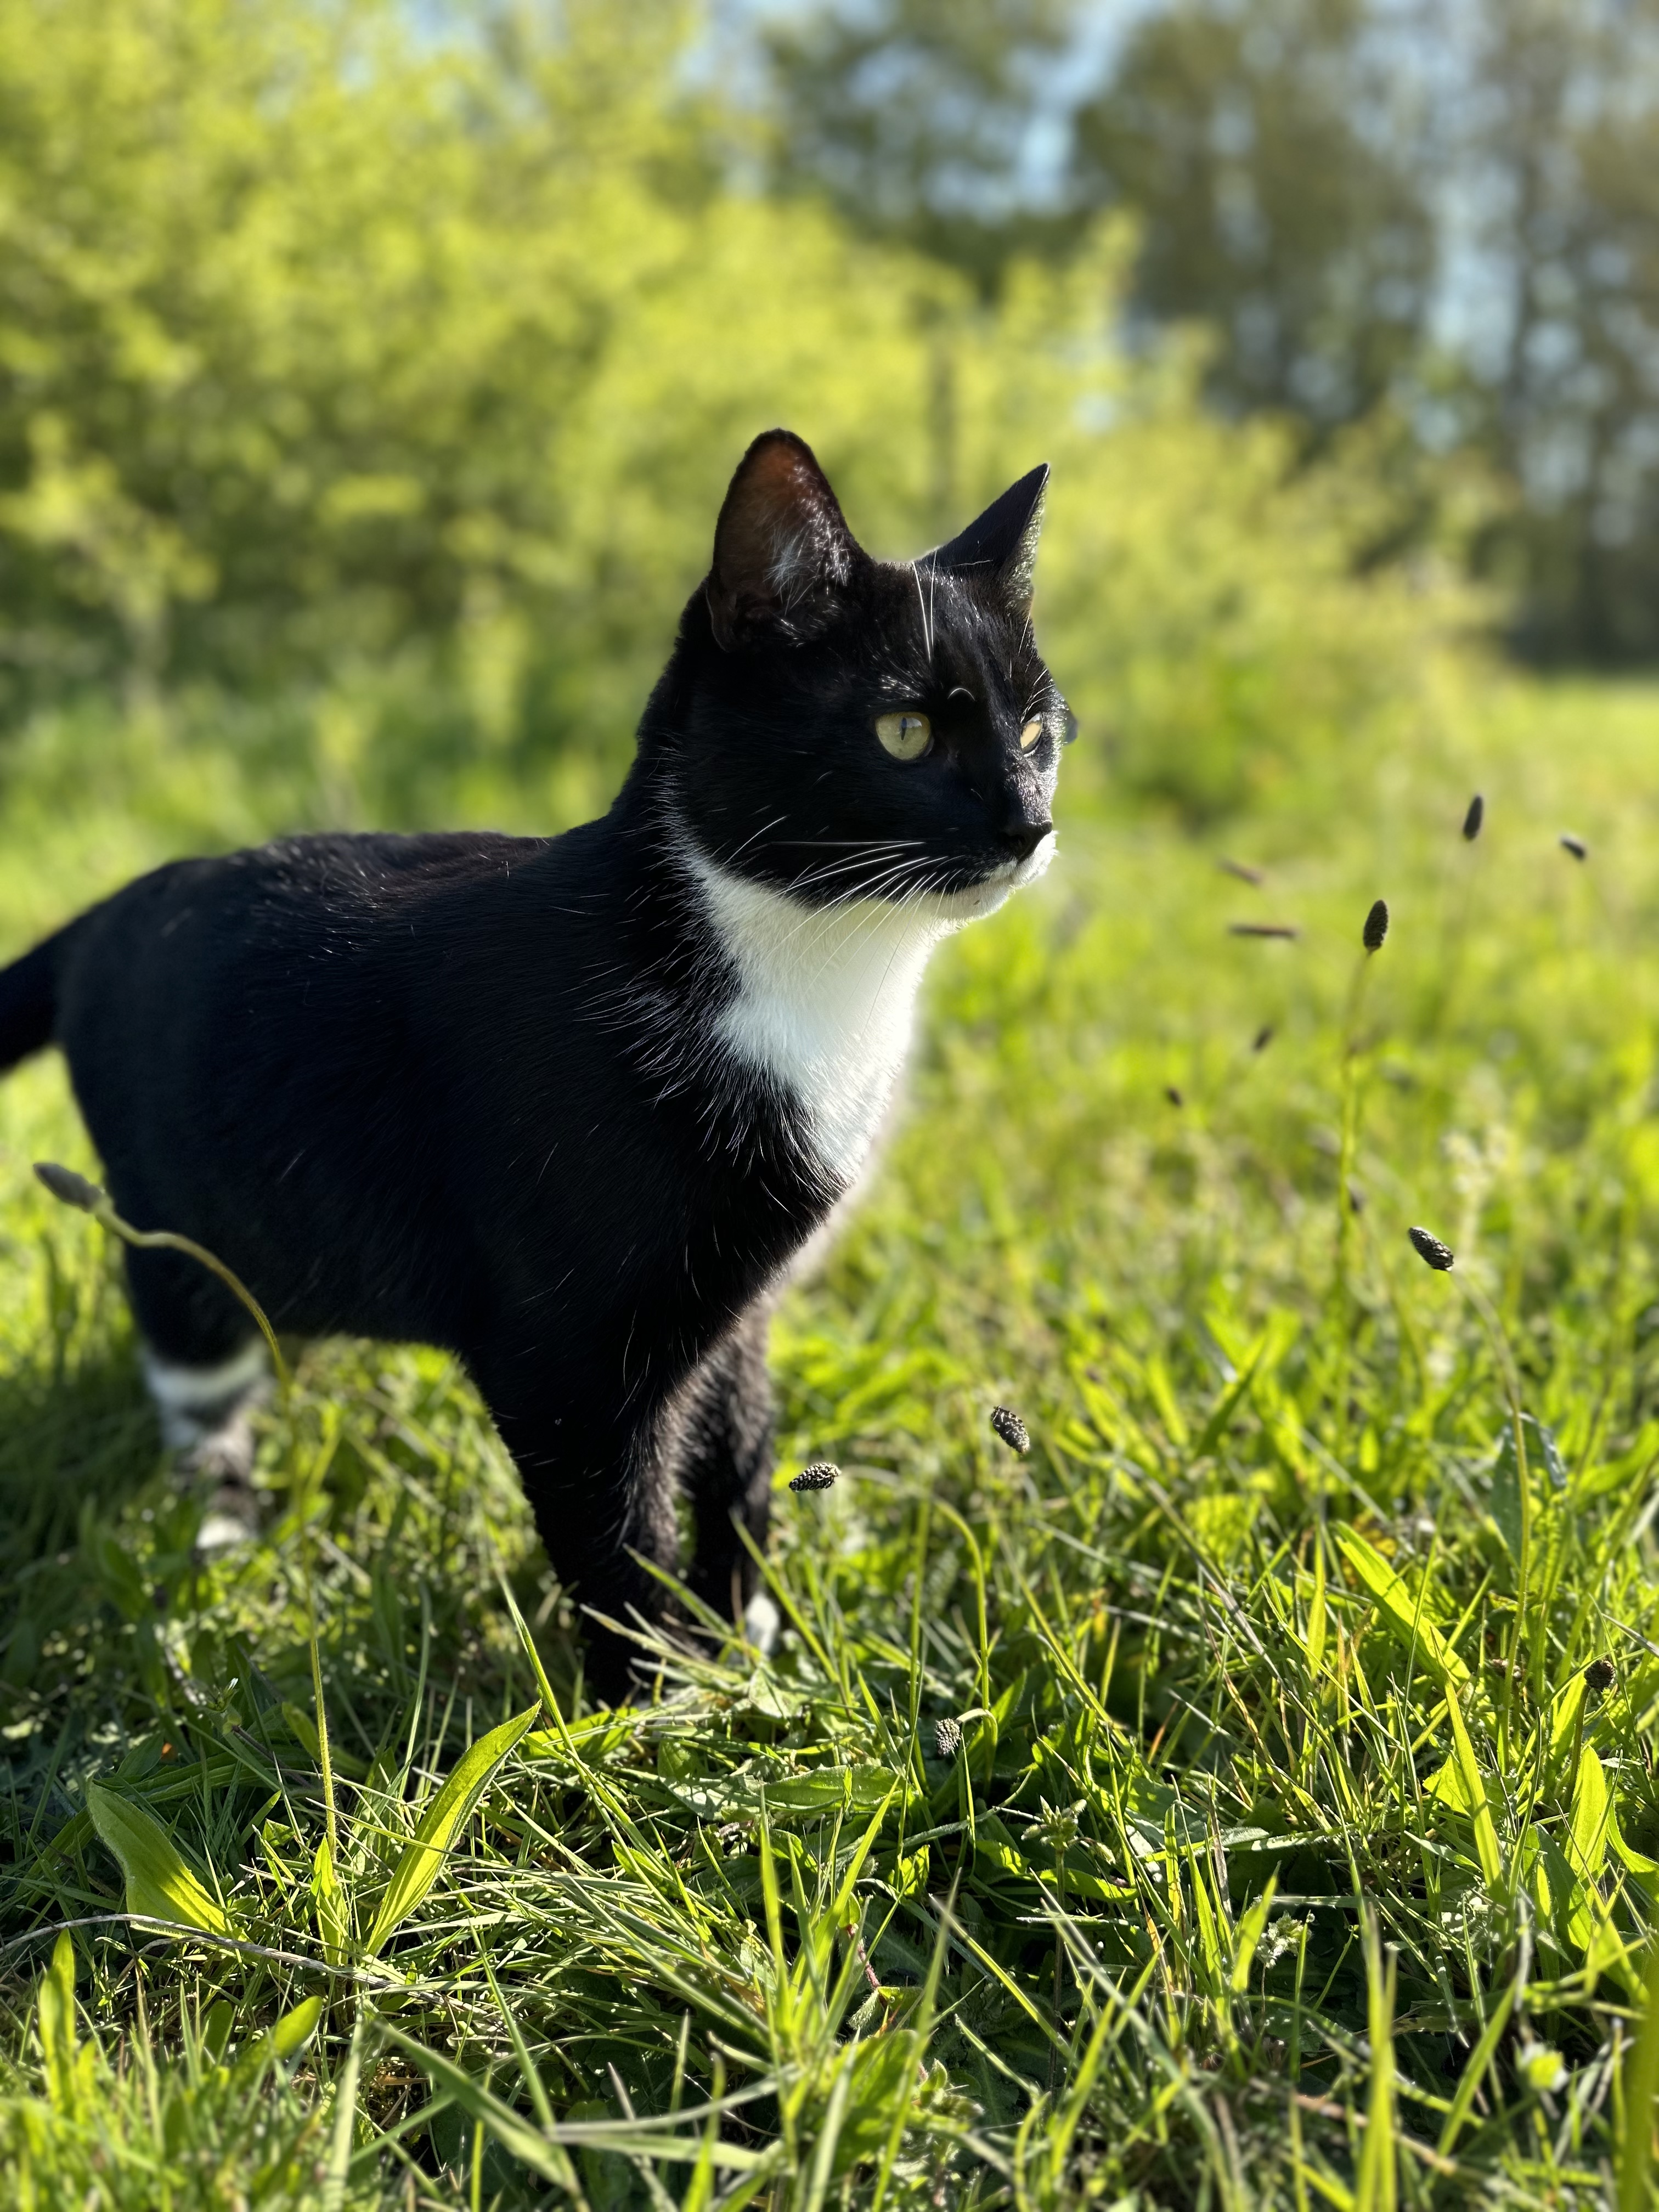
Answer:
924 878 1017 927
915 828 1058 926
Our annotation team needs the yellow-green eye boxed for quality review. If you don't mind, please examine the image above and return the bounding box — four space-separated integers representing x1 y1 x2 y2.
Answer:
1019 716 1045 752
876 710 932 761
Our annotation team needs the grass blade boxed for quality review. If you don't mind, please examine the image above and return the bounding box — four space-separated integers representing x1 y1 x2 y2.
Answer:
1336 1530 1468 1688
363 1702 538 1956
1436 1978 1517 2155
1447 1694 1503 1891
1621 1940 1659 2212
36 1930 80 2115
86 1784 229 1937
1355 1906 1397 2212
321 2006 365 2212
313 1836 350 1967
237 1993 324 2080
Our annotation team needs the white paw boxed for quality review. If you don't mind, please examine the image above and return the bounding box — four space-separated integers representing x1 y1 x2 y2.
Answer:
196 1503 258 1555
743 1590 781 1658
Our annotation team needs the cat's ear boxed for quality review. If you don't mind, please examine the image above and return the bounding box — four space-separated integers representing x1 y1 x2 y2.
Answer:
707 430 864 650
923 463 1049 612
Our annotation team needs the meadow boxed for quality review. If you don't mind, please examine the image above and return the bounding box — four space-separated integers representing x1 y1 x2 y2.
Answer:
4 636 1659 2208
7 7 1659 2202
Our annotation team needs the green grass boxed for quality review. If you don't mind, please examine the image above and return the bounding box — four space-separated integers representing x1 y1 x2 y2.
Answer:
5 657 1659 2206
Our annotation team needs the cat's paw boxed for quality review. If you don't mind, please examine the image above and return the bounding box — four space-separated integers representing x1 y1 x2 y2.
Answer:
743 1589 781 1658
190 1410 256 1475
195 1476 263 1556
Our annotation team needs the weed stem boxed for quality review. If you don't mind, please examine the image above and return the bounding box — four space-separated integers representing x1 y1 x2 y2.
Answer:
1332 950 1378 1461
33 1161 289 1394
1455 1272 1532 1741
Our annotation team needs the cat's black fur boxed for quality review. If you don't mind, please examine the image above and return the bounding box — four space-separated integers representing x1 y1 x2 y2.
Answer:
0 431 1066 1696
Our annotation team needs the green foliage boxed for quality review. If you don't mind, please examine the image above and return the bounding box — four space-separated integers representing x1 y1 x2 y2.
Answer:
3 1971 346 2209
0 0 723 701
361 1703 539 1957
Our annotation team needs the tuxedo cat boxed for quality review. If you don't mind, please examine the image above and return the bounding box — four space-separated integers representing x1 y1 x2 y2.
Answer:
0 430 1067 1697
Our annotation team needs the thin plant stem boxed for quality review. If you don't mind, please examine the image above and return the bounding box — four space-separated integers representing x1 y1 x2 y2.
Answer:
1333 951 1379 1463
1429 806 1484 1036
33 1161 290 1394
1456 1271 1532 1750
306 1544 340 1864
303 1419 345 1865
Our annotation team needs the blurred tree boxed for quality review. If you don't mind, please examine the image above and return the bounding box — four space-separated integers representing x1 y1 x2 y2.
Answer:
1461 0 1659 660
761 0 1079 291
768 0 1659 659
1068 0 1436 435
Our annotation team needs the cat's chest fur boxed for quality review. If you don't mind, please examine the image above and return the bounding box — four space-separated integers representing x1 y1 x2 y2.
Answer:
687 853 952 1187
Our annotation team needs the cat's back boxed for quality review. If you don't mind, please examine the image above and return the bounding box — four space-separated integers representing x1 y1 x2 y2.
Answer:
61 826 560 1001
53 823 607 1121
84 826 548 942
52 823 619 1295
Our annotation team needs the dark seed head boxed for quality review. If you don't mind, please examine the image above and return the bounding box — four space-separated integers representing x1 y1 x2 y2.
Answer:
933 1716 963 1759
1584 1656 1616 1692
34 1161 104 1213
1252 1024 1274 1052
1165 1085 1184 1108
990 1406 1030 1455
1363 899 1389 953
1463 794 1484 842
1560 833 1588 861
1408 1225 1455 1271
1219 858 1264 886
788 1462 839 1494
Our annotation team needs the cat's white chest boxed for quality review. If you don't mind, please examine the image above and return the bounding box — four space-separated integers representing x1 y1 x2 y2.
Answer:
687 854 952 1186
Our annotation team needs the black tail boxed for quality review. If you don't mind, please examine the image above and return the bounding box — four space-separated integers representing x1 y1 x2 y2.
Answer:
0 928 70 1074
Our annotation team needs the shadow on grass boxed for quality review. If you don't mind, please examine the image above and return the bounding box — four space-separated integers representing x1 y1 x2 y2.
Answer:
0 1340 168 1906
0 1341 159 1578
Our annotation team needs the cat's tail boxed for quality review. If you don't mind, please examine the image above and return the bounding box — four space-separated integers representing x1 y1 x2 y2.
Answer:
0 925 74 1075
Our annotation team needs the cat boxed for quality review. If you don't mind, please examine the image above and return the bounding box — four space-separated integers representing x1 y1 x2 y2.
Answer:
0 429 1068 1698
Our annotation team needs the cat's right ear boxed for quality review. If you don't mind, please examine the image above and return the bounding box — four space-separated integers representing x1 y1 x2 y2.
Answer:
922 463 1049 612
707 431 864 650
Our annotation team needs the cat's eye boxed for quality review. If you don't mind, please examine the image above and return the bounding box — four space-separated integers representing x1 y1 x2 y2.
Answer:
1019 717 1045 752
876 711 932 761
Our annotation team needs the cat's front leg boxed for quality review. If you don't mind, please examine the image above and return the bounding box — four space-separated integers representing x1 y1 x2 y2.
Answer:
472 1351 682 1703
663 1302 776 1647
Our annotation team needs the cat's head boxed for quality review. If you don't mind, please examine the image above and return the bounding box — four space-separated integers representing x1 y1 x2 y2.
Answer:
657 429 1069 919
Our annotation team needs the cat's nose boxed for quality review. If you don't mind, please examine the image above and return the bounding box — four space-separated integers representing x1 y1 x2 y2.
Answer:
1002 820 1052 863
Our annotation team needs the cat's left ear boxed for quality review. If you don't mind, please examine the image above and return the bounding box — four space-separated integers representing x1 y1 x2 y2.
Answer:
923 463 1049 612
707 430 865 651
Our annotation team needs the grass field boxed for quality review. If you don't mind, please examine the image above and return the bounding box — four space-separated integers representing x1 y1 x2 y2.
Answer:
5 652 1659 2207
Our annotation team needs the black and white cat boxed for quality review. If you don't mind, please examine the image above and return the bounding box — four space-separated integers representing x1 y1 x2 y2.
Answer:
0 430 1067 1696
